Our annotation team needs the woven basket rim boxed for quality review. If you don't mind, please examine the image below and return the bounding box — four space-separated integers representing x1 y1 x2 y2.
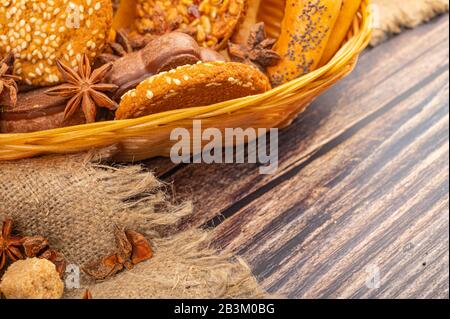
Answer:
0 0 373 161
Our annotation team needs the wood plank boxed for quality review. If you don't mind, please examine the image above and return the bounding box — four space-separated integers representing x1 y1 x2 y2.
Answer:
141 156 182 177
146 16 450 182
141 15 449 298
214 59 449 298
157 15 449 232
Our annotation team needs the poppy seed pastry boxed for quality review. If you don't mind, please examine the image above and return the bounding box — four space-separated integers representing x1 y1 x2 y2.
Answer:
267 0 342 86
319 0 362 66
0 0 113 86
115 61 271 119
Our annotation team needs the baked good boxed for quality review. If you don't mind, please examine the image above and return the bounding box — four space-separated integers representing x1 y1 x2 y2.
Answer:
319 0 362 66
133 0 247 49
116 61 271 119
1 32 229 133
231 0 262 45
0 0 113 86
256 0 285 39
107 32 203 99
106 32 227 99
267 0 343 86
0 88 85 133
199 47 227 63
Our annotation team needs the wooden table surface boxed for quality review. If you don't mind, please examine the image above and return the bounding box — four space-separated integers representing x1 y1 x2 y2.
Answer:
144 15 450 299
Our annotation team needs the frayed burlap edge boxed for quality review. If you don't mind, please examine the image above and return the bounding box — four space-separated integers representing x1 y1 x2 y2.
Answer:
66 229 268 299
0 149 268 299
372 0 449 45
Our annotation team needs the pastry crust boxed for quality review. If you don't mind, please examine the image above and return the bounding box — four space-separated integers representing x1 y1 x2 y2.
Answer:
231 0 262 45
267 0 342 86
134 0 247 50
0 0 113 86
0 88 85 133
116 61 271 119
319 0 362 66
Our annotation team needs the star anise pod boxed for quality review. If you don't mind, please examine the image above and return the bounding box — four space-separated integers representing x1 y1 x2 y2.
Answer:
126 229 153 264
82 289 93 299
0 218 23 271
96 30 134 65
0 219 66 277
96 30 157 66
0 54 21 108
228 22 281 73
83 226 153 280
22 236 49 258
45 54 118 123
40 249 67 277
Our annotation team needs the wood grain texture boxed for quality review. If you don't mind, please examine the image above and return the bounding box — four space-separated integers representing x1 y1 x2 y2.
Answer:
144 15 450 299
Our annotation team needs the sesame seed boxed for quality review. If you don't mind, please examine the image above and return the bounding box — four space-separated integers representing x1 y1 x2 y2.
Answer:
0 0 110 84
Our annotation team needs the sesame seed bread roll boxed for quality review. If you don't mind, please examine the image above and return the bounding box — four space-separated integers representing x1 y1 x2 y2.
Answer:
0 0 113 86
267 0 342 86
319 0 362 66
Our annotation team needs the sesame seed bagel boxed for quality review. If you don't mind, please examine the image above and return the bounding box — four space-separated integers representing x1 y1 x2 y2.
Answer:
115 61 271 120
0 0 113 86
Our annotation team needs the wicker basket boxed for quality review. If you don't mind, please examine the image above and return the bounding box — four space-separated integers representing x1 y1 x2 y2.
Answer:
0 0 372 162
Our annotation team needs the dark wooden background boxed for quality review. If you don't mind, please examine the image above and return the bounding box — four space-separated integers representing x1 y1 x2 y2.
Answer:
144 15 450 299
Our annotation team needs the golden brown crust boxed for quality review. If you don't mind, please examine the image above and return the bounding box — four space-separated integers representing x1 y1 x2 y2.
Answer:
231 0 261 45
0 0 113 86
0 88 85 133
116 61 271 119
0 109 85 133
267 0 342 86
134 0 247 50
319 0 362 67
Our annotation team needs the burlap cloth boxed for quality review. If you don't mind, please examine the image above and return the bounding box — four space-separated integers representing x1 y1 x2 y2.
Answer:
371 0 449 45
0 0 448 299
0 149 266 299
